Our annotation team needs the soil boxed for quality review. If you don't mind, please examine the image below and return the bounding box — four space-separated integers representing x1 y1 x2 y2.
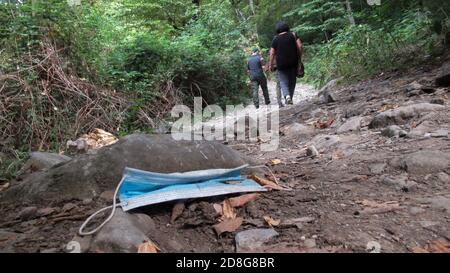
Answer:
1 60 449 253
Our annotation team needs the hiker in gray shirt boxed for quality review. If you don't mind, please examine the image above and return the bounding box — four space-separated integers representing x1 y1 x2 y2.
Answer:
247 48 270 109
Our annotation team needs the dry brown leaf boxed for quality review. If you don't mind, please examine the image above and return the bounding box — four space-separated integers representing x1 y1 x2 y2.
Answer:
213 203 223 216
137 240 160 253
0 182 10 193
170 202 185 224
249 175 285 191
314 118 335 129
412 239 450 253
222 199 236 219
224 180 241 185
229 193 260 208
263 215 281 227
269 159 282 165
213 217 243 236
377 104 399 113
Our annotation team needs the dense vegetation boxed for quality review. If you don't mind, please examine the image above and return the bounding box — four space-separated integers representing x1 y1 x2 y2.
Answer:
0 0 449 179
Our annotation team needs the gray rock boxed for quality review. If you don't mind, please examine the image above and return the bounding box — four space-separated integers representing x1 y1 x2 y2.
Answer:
430 98 445 105
317 78 343 104
337 116 363 134
381 125 407 138
90 209 153 253
310 135 340 151
62 203 77 212
409 207 425 215
17 206 37 220
284 123 315 138
17 152 71 176
369 103 445 128
437 172 450 183
369 163 386 175
2 134 249 203
235 229 279 253
406 121 434 138
396 150 450 175
423 196 450 214
435 62 450 87
306 146 319 158
382 175 418 192
304 239 316 248
430 129 449 138
319 90 337 104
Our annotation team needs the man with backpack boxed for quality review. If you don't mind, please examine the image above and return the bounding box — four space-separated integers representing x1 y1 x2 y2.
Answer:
247 48 270 109
269 21 303 105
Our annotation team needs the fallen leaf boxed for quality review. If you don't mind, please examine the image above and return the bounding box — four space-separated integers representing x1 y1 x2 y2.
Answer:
213 203 223 216
314 118 335 129
137 240 160 253
263 215 281 227
331 150 345 160
229 193 260 208
0 182 10 193
223 180 241 185
222 199 236 219
249 175 285 191
377 104 399 113
269 159 282 165
213 217 243 236
411 239 450 253
355 200 401 215
170 202 185 224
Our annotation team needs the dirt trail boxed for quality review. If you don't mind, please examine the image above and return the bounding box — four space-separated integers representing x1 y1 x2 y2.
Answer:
1 61 450 253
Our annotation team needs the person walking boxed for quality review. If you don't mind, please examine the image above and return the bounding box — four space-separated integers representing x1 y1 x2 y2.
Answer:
247 48 270 109
269 21 303 105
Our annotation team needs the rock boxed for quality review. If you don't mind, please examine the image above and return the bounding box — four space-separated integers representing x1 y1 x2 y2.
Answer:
306 146 319 158
235 229 279 253
430 129 449 138
369 163 386 175
17 152 71 176
345 106 365 118
369 103 445 128
310 135 340 151
437 172 450 183
304 239 316 248
284 123 315 138
430 98 445 105
381 125 407 138
424 196 450 214
90 209 152 253
99 190 114 202
37 207 56 217
435 62 450 87
337 116 363 134
382 175 418 192
17 206 37 220
404 81 435 95
318 90 337 104
409 207 425 215
62 203 77 212
2 134 249 203
395 150 450 175
406 121 434 138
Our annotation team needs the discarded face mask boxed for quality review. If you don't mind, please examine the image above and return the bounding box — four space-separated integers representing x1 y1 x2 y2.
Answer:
119 164 266 211
79 164 266 236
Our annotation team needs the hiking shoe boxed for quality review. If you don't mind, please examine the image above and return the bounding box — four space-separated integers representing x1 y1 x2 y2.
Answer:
285 95 292 105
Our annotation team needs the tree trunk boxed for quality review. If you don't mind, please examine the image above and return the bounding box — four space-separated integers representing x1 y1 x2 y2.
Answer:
345 0 356 25
248 0 259 41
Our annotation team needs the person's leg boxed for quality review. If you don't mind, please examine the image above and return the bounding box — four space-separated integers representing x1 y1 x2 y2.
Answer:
251 80 260 108
276 71 283 107
277 69 291 100
260 76 270 105
288 67 297 103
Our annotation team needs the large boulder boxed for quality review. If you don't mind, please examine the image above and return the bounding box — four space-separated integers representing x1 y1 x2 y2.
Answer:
1 134 249 203
369 103 445 128
317 77 343 104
